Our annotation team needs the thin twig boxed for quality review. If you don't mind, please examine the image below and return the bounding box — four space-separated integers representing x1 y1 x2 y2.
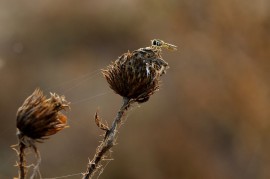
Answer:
18 140 27 179
83 97 131 179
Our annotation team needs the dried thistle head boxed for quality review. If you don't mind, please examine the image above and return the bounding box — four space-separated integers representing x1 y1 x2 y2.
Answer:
103 40 176 103
16 89 70 146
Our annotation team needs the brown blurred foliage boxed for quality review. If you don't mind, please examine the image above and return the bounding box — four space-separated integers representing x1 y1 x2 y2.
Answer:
0 0 270 178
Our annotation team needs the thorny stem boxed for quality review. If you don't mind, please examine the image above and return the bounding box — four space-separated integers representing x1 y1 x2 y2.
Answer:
18 140 27 179
17 134 41 179
30 147 41 179
83 97 131 179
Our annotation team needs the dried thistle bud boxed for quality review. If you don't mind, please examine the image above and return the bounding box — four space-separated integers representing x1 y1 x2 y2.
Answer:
102 45 170 103
16 89 70 144
94 111 109 131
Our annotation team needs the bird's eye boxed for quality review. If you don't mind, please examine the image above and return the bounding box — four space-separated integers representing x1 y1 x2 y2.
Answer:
157 41 161 46
153 40 157 45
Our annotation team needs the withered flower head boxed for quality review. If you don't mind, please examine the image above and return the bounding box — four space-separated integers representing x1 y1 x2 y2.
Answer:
16 89 70 144
102 41 173 103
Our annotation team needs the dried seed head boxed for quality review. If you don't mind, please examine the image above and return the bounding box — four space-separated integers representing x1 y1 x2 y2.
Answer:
102 46 169 103
16 89 70 145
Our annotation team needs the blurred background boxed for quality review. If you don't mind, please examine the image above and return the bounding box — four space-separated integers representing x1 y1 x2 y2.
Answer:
0 0 270 178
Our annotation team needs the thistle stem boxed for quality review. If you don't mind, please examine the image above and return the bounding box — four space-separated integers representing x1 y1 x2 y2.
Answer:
18 140 27 179
83 97 131 179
